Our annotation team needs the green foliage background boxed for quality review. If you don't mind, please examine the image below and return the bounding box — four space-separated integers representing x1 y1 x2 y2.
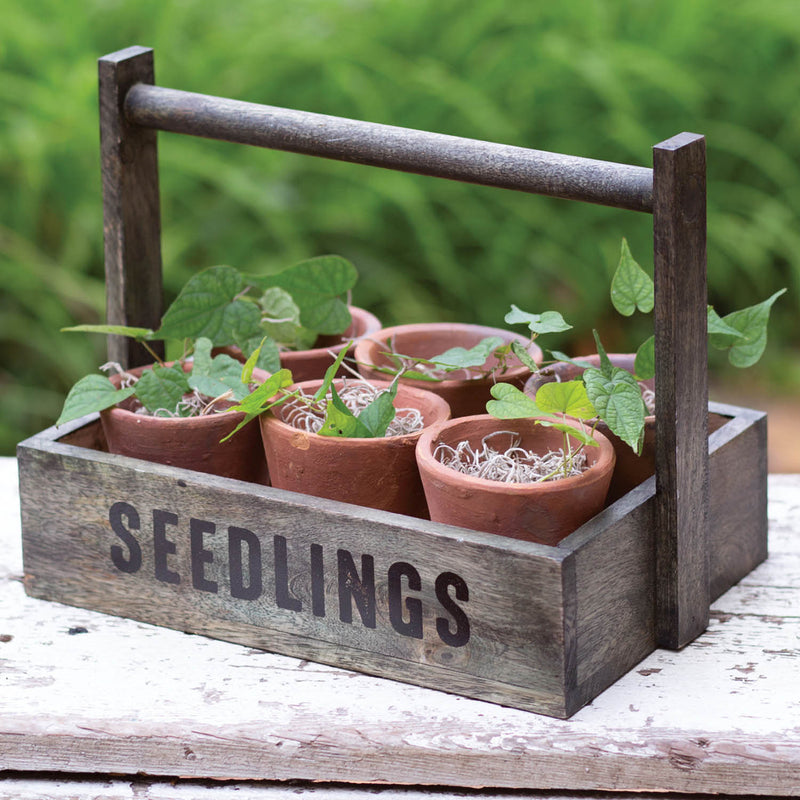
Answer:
2 0 799 454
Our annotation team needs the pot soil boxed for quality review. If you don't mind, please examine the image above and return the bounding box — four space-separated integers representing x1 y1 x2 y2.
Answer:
416 414 615 546
525 353 728 504
100 363 270 484
259 378 451 518
353 322 543 418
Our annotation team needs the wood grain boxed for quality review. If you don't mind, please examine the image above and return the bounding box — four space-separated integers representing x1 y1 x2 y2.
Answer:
14 400 768 721
652 133 709 649
2 457 798 794
18 431 574 717
98 46 163 367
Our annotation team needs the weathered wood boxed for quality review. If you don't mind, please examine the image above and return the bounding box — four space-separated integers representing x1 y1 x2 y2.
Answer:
2 458 798 794
18 432 574 718
14 402 766 721
652 133 709 649
99 46 163 367
123 83 654 213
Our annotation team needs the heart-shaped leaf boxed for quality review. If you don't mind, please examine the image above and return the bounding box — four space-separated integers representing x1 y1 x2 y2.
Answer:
535 380 596 420
135 363 191 416
57 374 136 426
504 305 572 335
610 237 654 316
188 351 252 402
709 289 785 367
584 366 647 454
486 382 552 419
356 382 399 438
156 265 262 345
252 255 357 335
431 336 504 371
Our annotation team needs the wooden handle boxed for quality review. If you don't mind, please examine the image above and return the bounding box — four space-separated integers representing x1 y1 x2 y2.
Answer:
97 49 711 651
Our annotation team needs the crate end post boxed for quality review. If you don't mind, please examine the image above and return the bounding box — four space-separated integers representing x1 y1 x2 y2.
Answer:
652 132 710 650
98 46 164 367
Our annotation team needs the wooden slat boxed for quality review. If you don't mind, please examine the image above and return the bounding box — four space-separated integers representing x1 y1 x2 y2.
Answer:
652 133 709 649
18 431 573 717
2 458 798 795
98 46 164 367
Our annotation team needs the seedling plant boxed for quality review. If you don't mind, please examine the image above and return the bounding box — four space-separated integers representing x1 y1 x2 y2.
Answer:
56 254 411 439
473 238 786 483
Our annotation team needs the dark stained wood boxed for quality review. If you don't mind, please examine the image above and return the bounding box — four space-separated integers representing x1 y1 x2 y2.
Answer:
98 46 164 367
123 84 654 213
652 133 709 649
707 402 768 600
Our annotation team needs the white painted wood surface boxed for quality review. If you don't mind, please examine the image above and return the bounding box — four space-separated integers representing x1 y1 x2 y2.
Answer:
1 456 799 797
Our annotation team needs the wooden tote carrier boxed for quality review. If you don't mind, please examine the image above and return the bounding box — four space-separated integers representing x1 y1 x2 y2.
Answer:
17 46 768 719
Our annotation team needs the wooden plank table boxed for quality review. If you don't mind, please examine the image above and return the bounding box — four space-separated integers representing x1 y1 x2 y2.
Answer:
1 455 798 797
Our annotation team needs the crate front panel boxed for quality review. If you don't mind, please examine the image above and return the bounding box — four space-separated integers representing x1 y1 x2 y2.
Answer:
19 429 574 716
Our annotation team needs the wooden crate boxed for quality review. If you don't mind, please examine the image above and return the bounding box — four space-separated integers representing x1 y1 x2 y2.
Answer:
16 46 768 718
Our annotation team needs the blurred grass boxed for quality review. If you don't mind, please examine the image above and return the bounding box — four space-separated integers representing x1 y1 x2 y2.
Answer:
2 0 799 454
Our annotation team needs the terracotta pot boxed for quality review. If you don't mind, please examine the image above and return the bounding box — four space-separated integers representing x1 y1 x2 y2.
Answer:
353 322 544 418
524 353 652 504
215 306 381 382
259 378 451 517
100 363 270 483
416 415 615 546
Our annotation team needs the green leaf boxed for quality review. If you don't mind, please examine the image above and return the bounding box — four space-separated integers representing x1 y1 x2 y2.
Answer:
61 324 155 339
504 305 572 335
318 384 372 438
156 265 262 345
430 336 504 371
536 420 599 447
253 255 357 335
486 382 553 420
356 381 398 437
188 352 252 402
707 306 745 342
56 374 136 426
510 340 540 372
634 335 655 381
134 363 191 415
236 334 281 373
610 237 654 316
312 344 351 402
535 380 597 420
549 351 595 370
584 366 647 453
258 287 307 347
191 337 214 376
220 369 295 442
592 330 614 378
708 289 785 367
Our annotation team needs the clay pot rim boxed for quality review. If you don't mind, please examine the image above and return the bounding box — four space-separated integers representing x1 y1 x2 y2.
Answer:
527 352 656 423
416 413 617 494
262 377 451 443
101 362 270 427
354 322 543 388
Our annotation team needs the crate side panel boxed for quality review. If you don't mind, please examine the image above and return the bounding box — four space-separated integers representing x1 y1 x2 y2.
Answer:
19 441 571 717
708 411 768 600
569 487 657 711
